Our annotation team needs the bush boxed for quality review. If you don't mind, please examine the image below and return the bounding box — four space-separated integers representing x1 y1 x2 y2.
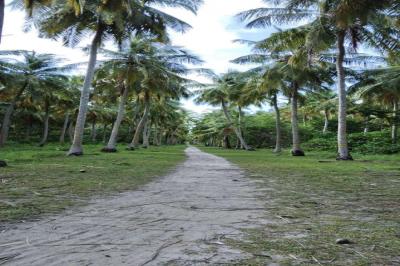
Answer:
303 131 400 154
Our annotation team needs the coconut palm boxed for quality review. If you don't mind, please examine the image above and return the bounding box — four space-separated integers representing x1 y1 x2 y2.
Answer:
233 28 334 155
118 39 203 150
196 73 253 151
350 65 400 143
0 50 67 146
57 76 82 144
33 0 202 155
237 0 399 159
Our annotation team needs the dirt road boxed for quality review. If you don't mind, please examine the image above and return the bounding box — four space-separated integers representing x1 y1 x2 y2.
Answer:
0 147 267 265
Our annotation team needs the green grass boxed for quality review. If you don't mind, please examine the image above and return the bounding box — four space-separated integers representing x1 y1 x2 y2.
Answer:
0 144 186 223
200 147 400 266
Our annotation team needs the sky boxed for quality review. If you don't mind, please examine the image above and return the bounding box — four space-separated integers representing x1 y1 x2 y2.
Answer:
2 0 273 114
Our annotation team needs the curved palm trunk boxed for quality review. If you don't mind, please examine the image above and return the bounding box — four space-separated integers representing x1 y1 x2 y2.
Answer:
336 31 352 160
291 84 304 156
68 28 103 156
39 100 50 147
221 100 251 151
128 93 150 149
60 113 70 144
103 85 129 152
272 94 282 153
0 82 28 147
323 109 329 134
392 101 398 144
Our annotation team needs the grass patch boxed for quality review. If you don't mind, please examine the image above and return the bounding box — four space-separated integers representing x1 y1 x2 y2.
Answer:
0 144 186 223
200 147 400 265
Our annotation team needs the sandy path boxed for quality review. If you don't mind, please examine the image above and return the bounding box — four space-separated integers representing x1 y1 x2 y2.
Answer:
0 147 266 265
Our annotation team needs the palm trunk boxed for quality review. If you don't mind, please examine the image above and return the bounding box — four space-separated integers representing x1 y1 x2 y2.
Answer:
142 121 150 148
102 124 108 143
323 109 329 134
221 100 252 150
39 100 50 147
0 0 4 44
291 83 304 156
60 113 70 144
157 130 163 146
153 125 159 146
336 30 352 160
223 134 231 149
363 116 369 136
91 119 97 142
238 106 244 149
272 94 282 153
68 27 103 156
103 85 129 152
128 92 150 149
25 116 33 141
0 82 28 147
392 101 398 144
68 122 74 143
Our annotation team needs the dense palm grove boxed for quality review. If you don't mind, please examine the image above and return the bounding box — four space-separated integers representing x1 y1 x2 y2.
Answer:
0 0 204 158
193 0 400 159
0 0 400 161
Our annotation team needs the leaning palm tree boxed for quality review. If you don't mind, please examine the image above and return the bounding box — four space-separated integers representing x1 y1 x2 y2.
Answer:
196 73 253 151
33 0 202 155
237 0 399 160
0 50 68 146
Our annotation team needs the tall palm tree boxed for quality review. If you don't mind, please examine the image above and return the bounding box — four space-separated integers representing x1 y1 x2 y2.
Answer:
0 50 67 146
33 0 202 155
237 0 399 160
233 28 334 155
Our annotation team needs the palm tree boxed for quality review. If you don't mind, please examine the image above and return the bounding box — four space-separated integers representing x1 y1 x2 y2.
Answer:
350 65 400 143
237 0 399 160
233 28 334 155
33 0 202 155
196 73 253 151
57 77 81 144
0 50 67 146
116 39 203 150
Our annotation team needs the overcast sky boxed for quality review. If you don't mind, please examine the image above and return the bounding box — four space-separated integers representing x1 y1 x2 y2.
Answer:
2 0 274 114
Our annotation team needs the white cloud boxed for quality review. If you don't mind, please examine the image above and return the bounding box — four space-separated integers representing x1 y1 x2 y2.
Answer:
2 0 268 114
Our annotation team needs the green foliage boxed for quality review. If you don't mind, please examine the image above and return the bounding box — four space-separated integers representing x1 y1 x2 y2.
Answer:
304 131 400 154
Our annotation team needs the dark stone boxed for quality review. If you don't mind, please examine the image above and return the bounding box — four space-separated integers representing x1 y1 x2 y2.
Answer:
79 169 86 173
101 147 118 153
0 160 7 167
292 149 305 156
126 146 135 151
68 152 83 156
336 154 354 161
336 238 353 245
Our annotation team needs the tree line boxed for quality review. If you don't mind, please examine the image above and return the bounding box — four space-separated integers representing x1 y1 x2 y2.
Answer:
193 0 400 159
0 0 205 159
